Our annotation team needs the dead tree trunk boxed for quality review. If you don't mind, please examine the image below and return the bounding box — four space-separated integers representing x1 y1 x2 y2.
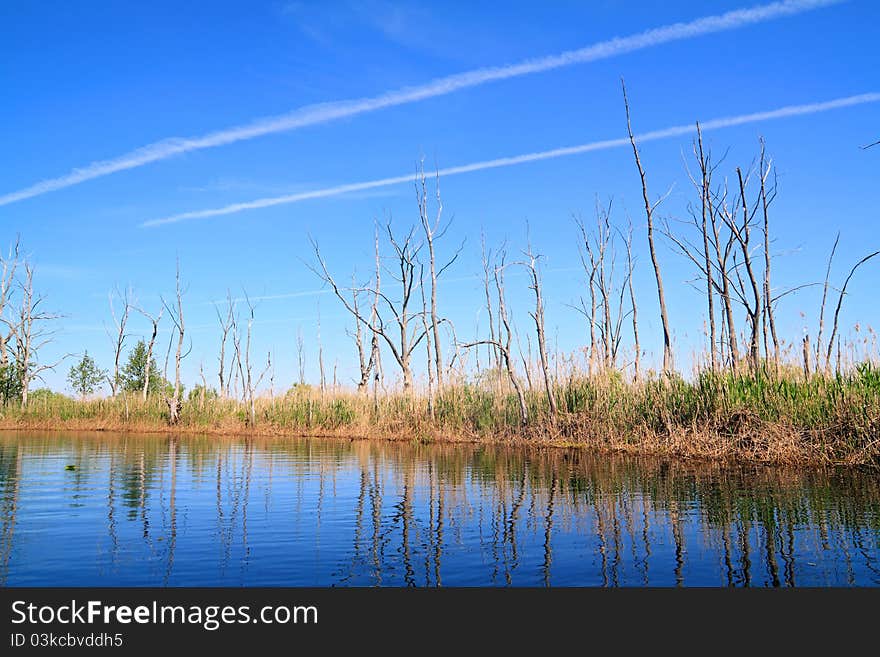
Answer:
107 286 132 396
0 238 21 388
215 290 234 398
317 303 326 398
481 232 502 394
14 264 66 409
296 326 305 386
826 249 880 370
496 260 528 426
350 234 382 394
597 214 613 370
758 141 780 371
388 226 418 391
696 124 718 372
367 227 381 392
462 253 528 426
802 334 811 380
622 80 673 376
576 204 629 374
816 234 840 373
236 293 270 426
417 166 445 394
523 244 557 419
576 215 602 376
419 265 435 419
310 222 427 393
718 263 739 370
351 275 371 392
710 190 740 372
135 304 163 402
734 168 762 374
161 261 188 425
624 222 640 380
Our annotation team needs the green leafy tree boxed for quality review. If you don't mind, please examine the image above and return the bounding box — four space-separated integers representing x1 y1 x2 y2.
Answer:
163 379 184 399
187 384 218 405
29 388 71 404
120 340 164 396
67 351 107 400
0 363 22 405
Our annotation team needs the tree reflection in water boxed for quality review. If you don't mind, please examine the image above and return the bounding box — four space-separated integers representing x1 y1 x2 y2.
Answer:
0 432 878 587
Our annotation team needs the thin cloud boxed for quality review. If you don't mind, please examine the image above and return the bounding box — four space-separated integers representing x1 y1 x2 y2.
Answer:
203 289 330 306
142 92 880 228
0 0 843 207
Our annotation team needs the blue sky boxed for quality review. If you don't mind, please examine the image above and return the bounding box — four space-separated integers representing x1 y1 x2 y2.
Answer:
1 0 878 394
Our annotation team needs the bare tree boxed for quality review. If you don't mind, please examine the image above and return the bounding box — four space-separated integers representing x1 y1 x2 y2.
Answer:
231 312 243 397
575 202 632 374
234 292 271 426
13 264 67 408
106 286 132 396
0 237 20 402
596 211 614 370
366 225 382 392
348 234 382 394
816 233 840 373
462 251 528 426
0 238 21 384
493 254 528 425
731 167 763 373
419 264 435 419
480 232 502 393
349 274 371 392
523 241 557 419
826 249 880 372
524 331 535 391
669 142 782 377
215 290 235 398
624 221 640 380
710 185 740 371
161 261 189 424
703 183 754 374
622 80 673 376
310 222 428 391
198 363 208 409
134 303 163 402
317 303 326 397
377 223 426 391
693 124 718 372
416 164 461 395
575 214 600 376
758 140 780 370
296 326 305 386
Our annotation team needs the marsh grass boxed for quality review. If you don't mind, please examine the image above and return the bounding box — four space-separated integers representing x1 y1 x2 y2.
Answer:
3 362 879 467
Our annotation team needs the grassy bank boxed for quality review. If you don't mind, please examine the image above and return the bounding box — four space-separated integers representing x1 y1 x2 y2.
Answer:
3 366 880 467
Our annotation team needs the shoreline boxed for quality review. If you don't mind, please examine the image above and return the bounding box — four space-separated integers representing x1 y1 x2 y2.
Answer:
2 416 876 470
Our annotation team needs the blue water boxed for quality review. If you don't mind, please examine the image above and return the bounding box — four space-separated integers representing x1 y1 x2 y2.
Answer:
1 432 878 586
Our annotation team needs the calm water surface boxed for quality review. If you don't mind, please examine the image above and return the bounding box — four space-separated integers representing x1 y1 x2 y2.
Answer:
1 431 878 586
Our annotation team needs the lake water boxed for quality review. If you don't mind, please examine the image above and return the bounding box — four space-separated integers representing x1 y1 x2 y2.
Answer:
1 431 878 587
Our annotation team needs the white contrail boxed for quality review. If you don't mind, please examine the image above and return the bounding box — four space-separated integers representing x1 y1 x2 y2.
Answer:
203 289 329 306
0 0 843 207
141 92 880 228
